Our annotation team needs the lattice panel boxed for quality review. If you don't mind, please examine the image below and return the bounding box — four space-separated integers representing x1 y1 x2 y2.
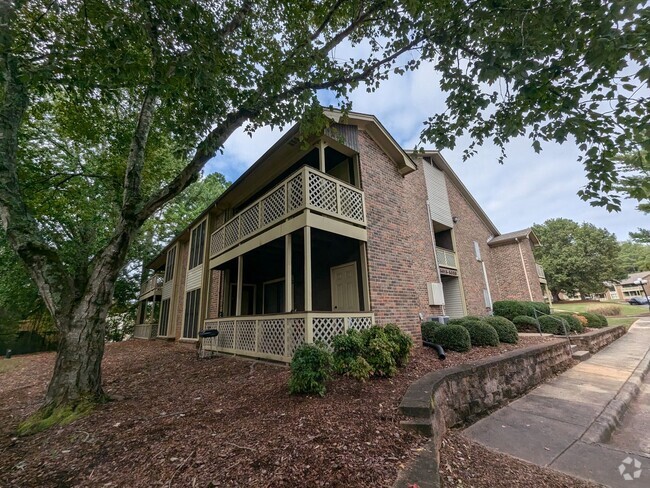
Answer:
216 320 235 350
239 204 260 238
288 318 305 357
288 174 304 211
308 173 337 213
210 228 225 256
259 319 285 356
313 317 345 348
348 316 373 331
339 186 364 222
224 219 240 248
235 320 256 351
262 187 286 226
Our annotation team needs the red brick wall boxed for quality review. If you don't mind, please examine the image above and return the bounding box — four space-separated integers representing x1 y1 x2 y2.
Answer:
445 176 499 316
173 240 189 340
359 131 442 339
490 241 545 302
207 269 222 319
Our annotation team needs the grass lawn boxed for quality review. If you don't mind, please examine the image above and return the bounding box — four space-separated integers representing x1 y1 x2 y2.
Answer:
552 300 646 317
607 317 639 329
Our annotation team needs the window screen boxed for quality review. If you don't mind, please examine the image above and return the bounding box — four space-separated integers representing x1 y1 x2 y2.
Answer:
183 289 201 338
165 247 176 282
159 298 171 336
189 221 206 269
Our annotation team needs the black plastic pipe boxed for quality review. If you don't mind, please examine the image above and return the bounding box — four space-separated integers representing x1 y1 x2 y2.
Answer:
422 341 446 360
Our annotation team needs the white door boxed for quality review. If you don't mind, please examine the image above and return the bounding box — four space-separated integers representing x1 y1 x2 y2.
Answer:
331 262 360 312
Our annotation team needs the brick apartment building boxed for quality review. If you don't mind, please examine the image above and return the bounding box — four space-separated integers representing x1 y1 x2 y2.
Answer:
134 111 547 362
604 271 650 301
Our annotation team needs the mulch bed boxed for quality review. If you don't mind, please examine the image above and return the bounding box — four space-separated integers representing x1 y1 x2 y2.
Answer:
439 430 601 487
0 336 570 487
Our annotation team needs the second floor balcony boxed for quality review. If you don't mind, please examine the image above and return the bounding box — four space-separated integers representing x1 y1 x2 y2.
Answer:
139 273 163 299
436 247 457 269
210 166 366 259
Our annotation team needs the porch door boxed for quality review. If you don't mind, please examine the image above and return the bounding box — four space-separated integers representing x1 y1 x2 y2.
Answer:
330 262 360 312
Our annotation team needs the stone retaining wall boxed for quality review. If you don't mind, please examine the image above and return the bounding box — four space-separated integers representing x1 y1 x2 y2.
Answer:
567 325 626 353
394 326 627 488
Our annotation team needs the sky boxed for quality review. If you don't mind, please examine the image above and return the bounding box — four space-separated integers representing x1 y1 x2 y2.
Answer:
205 62 646 242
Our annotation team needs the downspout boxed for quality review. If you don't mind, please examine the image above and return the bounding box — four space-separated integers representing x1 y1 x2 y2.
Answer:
481 260 493 311
516 238 534 300
426 201 445 316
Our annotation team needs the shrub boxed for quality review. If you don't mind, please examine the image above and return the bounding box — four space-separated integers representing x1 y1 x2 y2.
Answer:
431 324 471 352
421 321 443 343
538 315 562 334
484 316 519 344
359 326 398 377
346 356 373 381
332 330 364 374
461 320 500 347
493 300 550 320
578 312 607 328
289 343 333 396
586 304 622 316
554 313 584 334
512 315 539 332
383 324 413 367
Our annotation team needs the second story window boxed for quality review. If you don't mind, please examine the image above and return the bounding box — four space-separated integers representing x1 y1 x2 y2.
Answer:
189 220 206 269
164 246 176 282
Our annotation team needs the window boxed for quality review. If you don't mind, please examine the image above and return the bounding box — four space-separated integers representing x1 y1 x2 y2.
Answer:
165 246 176 282
159 298 171 336
183 289 201 338
189 220 206 269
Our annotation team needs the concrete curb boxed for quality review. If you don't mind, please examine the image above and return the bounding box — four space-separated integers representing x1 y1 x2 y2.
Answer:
581 327 650 444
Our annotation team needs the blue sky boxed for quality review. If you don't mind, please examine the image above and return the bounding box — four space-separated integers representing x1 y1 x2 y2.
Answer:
205 63 645 242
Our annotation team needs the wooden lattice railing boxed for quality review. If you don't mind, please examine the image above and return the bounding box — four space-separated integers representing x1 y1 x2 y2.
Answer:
210 166 366 259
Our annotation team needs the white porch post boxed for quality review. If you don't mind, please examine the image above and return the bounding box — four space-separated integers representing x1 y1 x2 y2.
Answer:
285 234 293 312
318 140 326 173
236 255 243 316
304 226 312 311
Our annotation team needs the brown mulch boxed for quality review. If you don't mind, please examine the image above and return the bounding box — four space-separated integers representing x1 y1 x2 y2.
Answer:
0 336 566 487
439 430 602 487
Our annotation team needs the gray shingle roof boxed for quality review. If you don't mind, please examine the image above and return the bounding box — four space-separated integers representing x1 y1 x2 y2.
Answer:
487 228 540 247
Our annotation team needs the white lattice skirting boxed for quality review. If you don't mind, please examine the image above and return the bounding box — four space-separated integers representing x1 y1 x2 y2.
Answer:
203 312 374 362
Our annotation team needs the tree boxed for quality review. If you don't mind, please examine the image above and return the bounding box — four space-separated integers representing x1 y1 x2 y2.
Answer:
618 241 650 274
614 148 649 242
533 219 625 301
1 1 648 417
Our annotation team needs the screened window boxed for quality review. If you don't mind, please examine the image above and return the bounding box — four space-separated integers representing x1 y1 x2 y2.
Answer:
183 289 201 338
165 247 176 282
159 298 171 336
189 221 206 269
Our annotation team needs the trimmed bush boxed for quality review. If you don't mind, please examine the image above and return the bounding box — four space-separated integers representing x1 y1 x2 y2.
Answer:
538 315 562 334
587 304 621 317
512 315 539 332
289 343 333 396
332 330 364 374
461 320 500 347
383 324 413 366
493 300 549 320
554 313 584 334
359 326 398 377
346 356 373 381
579 312 608 328
431 324 471 352
484 316 519 344
421 321 443 343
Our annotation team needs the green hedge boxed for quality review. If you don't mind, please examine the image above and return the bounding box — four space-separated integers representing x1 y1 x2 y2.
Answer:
421 321 443 343
512 315 539 332
431 324 471 352
493 300 550 321
484 316 519 344
463 321 500 347
289 343 333 396
578 312 608 328
538 315 562 334
553 313 584 334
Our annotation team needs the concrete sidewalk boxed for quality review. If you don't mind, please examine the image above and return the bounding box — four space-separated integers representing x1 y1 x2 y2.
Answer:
465 319 650 487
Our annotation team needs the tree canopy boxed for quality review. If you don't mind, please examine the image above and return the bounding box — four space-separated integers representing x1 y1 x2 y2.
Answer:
2 0 649 413
533 218 625 299
618 240 650 274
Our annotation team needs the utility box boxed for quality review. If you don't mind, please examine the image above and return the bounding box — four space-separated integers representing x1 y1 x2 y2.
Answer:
427 315 450 325
427 282 445 306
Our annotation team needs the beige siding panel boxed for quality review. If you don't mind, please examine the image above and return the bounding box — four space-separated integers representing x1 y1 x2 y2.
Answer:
186 265 203 291
423 160 454 227
442 277 464 318
162 280 174 300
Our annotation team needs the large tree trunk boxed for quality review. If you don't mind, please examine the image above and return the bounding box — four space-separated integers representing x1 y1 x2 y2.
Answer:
45 315 107 408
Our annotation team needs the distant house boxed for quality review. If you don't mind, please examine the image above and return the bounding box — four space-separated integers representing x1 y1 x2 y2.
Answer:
604 271 650 301
134 111 547 362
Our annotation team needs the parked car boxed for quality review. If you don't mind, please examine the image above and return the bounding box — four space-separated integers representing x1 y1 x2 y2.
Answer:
628 296 649 305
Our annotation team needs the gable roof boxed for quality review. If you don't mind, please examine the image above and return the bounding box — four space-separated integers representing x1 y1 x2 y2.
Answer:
620 271 650 285
487 227 541 247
